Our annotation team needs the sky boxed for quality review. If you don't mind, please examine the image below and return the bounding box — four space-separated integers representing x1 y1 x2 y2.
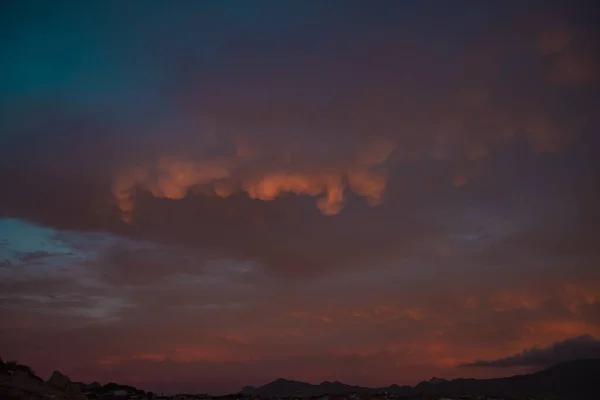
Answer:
1 0 599 395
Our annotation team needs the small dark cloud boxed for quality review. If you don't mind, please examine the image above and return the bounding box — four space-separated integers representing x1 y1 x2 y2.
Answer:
460 335 600 367
19 251 51 263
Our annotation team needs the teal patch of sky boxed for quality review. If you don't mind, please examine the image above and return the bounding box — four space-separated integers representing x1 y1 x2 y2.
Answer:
0 1 526 139
0 218 140 268
0 0 329 135
0 218 79 266
0 1 172 122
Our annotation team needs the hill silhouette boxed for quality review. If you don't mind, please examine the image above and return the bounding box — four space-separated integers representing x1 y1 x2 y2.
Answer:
2 357 599 399
242 358 600 399
242 378 373 397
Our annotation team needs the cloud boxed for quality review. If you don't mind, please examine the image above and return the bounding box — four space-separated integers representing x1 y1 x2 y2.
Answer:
111 139 394 222
0 2 597 240
460 335 600 368
1 3 600 393
4 2 595 227
1 219 599 392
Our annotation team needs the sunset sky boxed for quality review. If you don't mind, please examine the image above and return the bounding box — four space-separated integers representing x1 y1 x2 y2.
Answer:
1 0 599 395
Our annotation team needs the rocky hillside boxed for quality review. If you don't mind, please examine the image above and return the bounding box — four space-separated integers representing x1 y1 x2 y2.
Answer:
0 358 149 399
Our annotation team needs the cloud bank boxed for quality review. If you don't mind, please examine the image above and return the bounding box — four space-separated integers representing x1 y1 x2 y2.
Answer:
460 335 600 367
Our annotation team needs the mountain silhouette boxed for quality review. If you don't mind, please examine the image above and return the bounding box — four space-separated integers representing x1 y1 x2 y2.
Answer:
242 378 370 397
242 358 600 399
2 357 599 399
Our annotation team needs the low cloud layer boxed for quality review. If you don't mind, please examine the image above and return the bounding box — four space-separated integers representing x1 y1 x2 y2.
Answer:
461 335 600 368
1 218 599 393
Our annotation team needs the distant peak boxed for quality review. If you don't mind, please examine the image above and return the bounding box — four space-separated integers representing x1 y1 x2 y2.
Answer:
271 377 303 384
428 377 448 384
320 380 347 386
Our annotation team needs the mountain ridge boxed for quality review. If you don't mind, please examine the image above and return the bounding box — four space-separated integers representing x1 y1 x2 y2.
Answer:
242 358 600 399
2 357 599 399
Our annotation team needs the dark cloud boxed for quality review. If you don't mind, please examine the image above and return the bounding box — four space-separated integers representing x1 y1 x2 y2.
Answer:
460 335 600 368
18 250 53 263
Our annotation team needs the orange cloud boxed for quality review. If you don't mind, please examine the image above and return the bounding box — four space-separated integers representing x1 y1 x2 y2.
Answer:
243 171 346 216
344 305 426 322
489 290 545 312
347 169 388 206
289 311 332 324
111 138 395 222
109 60 589 222
562 283 598 314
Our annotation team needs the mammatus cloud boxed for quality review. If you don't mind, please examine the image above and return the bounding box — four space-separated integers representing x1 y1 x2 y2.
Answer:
109 22 597 223
110 103 580 223
103 16 598 223
460 335 600 368
0 1 595 224
111 138 395 222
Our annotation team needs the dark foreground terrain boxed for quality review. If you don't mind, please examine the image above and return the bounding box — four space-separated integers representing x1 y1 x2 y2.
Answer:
1 358 598 400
